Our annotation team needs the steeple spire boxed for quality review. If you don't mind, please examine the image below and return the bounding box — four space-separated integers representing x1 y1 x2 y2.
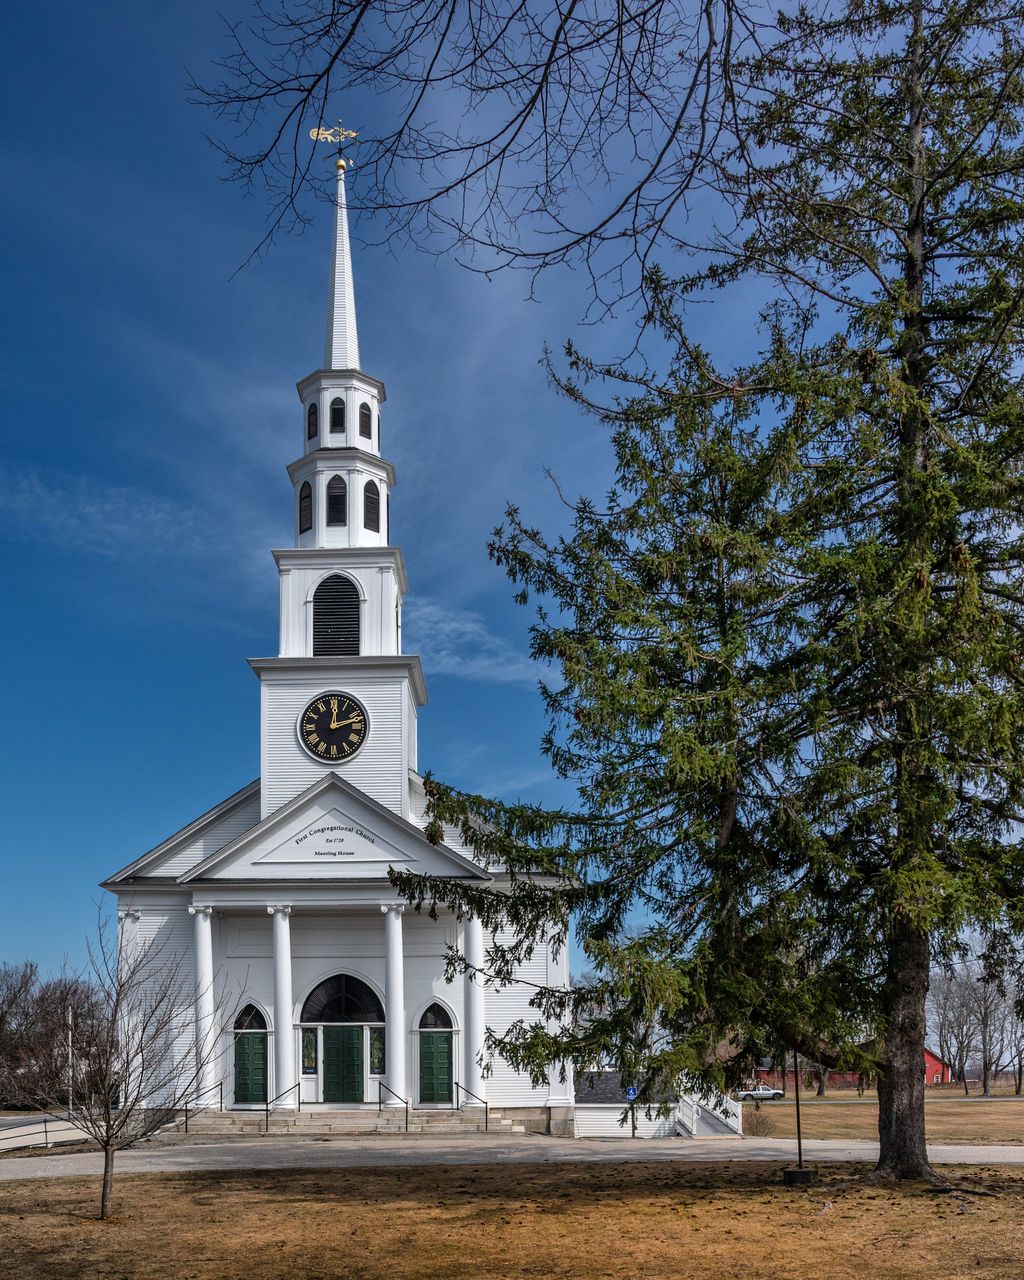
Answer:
323 156 360 370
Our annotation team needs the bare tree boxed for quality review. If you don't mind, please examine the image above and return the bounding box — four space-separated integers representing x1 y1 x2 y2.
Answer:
1003 993 1024 1097
193 0 749 291
928 969 977 1094
1 913 220 1220
0 961 38 1102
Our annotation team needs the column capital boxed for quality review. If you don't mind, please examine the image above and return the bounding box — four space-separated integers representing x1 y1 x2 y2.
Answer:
380 903 404 915
118 908 141 923
267 904 292 917
188 904 214 919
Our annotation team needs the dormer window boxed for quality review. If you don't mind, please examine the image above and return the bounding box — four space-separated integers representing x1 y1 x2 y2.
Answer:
359 402 372 439
326 475 347 526
330 397 345 433
307 402 319 440
298 481 313 533
363 480 380 532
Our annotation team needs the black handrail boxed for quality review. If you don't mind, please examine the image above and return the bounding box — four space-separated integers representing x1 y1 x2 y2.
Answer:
263 1081 301 1134
454 1082 489 1132
378 1080 409 1132
183 1080 224 1135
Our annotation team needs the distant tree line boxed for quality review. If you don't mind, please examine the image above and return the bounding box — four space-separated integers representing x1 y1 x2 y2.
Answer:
928 963 1024 1097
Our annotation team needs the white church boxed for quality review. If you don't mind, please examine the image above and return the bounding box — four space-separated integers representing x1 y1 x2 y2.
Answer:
102 147 576 1136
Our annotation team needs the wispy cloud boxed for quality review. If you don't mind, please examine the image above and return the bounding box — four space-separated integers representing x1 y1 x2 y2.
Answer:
404 596 539 687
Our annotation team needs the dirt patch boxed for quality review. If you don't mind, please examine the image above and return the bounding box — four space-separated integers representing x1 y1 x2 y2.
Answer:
1 1161 1023 1279
753 1099 1024 1144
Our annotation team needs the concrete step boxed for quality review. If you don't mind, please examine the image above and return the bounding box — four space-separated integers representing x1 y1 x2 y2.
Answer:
171 1106 522 1139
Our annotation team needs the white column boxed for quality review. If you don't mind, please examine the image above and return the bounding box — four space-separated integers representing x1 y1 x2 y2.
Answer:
188 905 216 1097
463 915 486 1104
268 906 296 1106
382 904 407 1103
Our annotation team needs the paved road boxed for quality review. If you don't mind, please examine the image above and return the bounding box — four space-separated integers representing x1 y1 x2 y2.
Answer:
2 1134 1023 1181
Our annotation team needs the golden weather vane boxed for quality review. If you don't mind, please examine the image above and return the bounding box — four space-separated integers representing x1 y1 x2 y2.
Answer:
310 122 359 170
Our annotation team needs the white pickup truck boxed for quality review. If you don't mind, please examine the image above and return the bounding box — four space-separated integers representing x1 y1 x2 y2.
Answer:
734 1083 784 1101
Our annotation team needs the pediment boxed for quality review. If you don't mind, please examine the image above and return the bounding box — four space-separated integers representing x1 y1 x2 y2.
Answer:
180 773 488 883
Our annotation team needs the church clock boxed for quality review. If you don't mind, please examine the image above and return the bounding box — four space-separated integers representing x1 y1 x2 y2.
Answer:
298 692 369 762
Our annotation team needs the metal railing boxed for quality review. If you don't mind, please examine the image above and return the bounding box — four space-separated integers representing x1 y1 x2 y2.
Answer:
454 1082 489 1132
183 1081 224 1135
0 1114 89 1153
378 1080 410 1132
263 1081 301 1133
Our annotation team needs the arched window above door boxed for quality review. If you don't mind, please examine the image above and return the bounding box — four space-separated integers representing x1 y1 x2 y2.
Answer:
419 1002 453 1029
301 974 384 1023
234 1003 267 1031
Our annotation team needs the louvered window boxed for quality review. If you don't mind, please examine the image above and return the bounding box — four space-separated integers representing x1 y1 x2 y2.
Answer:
326 475 347 526
307 402 318 440
313 574 360 655
330 397 345 433
359 402 372 439
298 481 313 533
363 480 380 532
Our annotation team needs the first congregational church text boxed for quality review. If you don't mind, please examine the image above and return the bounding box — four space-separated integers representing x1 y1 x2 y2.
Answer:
101 146 575 1135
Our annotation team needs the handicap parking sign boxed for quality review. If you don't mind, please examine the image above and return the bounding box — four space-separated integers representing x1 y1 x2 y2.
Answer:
626 1086 638 1101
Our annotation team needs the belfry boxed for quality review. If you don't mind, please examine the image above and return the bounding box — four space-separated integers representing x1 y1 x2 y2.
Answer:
102 139 575 1134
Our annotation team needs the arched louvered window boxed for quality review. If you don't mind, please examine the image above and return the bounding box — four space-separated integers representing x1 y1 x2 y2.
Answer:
307 401 319 440
313 574 359 655
234 1003 267 1031
301 973 384 1023
419 1002 453 1030
298 481 313 534
363 480 380 532
330 397 345 434
326 475 347 526
359 402 372 439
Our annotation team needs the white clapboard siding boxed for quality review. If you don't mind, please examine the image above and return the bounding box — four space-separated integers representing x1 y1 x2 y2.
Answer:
134 904 196 1105
154 791 262 877
484 927 551 1105
574 1105 677 1138
262 675 407 817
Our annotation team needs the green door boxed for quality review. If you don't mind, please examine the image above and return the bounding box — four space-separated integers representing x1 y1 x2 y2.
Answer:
323 1026 363 1103
419 1031 453 1104
234 1032 268 1104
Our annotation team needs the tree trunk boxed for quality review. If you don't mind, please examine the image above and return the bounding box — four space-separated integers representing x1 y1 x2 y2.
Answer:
816 1068 826 1098
99 1144 115 1220
876 919 932 1179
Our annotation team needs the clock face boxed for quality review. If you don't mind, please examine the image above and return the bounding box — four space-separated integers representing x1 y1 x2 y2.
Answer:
298 692 369 763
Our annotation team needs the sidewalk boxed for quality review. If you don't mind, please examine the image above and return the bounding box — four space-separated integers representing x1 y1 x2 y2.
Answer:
2 1133 1024 1181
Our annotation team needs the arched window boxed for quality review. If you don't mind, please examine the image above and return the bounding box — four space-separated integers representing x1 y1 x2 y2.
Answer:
330 397 345 434
419 1002 453 1030
363 480 380 532
298 481 313 534
313 573 359 655
234 1003 267 1031
301 974 384 1023
326 475 347 526
359 402 372 439
307 401 319 440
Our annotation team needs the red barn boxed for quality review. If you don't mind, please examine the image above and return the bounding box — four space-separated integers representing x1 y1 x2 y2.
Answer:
923 1047 953 1086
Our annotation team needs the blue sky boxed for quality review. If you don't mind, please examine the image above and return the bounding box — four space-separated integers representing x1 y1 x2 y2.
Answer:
0 0 646 973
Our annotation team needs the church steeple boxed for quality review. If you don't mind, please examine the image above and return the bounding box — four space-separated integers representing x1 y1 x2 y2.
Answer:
323 156 360 371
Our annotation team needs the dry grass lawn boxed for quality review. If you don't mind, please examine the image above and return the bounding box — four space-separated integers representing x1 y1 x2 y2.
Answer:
2 1161 1024 1279
751 1097 1024 1144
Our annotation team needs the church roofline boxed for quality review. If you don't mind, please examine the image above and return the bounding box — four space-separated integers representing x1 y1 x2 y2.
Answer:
178 770 491 883
286 447 396 486
296 368 386 401
101 778 261 885
271 544 409 595
248 655 428 706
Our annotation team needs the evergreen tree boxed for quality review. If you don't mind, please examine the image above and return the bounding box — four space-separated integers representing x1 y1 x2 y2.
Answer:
394 0 1024 1180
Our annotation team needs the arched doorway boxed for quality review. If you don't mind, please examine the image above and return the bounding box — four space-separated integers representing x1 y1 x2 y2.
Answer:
300 974 385 1104
418 1003 454 1105
233 1004 268 1105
